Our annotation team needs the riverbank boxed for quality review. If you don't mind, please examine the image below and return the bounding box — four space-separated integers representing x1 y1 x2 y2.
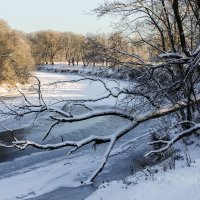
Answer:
86 139 200 200
37 63 137 80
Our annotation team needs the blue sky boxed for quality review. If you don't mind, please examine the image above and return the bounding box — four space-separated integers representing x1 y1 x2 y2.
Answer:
0 0 114 34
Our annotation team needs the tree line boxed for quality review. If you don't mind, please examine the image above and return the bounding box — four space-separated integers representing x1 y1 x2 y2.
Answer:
27 30 147 67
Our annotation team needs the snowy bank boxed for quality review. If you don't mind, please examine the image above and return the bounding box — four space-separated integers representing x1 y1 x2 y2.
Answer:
87 160 200 200
87 142 200 200
37 63 137 80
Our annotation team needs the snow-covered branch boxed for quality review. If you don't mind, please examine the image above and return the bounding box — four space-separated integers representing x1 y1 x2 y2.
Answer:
146 123 200 157
50 109 134 123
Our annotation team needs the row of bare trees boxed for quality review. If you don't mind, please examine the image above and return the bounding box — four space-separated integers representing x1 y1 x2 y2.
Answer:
27 31 85 66
27 30 150 67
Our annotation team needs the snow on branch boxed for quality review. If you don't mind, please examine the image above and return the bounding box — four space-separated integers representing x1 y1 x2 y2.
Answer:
146 123 200 157
11 121 136 183
50 109 134 123
192 42 200 56
158 53 183 59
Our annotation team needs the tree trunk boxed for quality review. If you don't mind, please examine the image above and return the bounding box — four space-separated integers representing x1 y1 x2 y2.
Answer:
172 0 191 56
161 0 176 52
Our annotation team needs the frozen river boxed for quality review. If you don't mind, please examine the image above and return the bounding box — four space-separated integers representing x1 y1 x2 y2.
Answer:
0 72 151 200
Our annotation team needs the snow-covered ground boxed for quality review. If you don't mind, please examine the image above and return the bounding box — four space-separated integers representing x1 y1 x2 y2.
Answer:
87 159 200 200
87 141 200 200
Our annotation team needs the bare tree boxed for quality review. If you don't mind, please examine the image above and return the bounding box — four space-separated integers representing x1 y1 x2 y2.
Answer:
60 32 85 65
29 30 62 65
